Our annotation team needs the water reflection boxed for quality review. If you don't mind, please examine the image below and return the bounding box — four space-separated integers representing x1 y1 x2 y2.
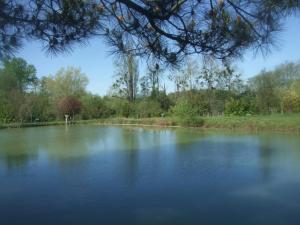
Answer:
1 126 300 225
1 126 300 174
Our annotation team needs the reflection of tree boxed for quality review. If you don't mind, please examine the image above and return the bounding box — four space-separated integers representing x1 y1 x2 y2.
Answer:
0 126 104 170
258 143 274 182
173 129 205 148
258 135 300 181
40 126 104 161
119 128 141 186
0 129 39 169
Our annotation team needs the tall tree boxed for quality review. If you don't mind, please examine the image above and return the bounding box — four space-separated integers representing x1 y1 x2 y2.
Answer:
111 52 139 102
145 60 164 99
0 57 38 122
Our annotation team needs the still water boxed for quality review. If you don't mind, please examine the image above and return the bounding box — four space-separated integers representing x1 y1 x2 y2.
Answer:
0 125 300 225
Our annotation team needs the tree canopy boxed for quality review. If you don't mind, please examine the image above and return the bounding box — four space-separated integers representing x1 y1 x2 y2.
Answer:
0 57 37 92
1 0 299 64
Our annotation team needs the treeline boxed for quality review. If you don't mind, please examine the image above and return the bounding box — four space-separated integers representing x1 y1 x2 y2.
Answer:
0 56 299 124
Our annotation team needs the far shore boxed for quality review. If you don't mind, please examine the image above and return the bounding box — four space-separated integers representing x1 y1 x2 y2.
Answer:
1 114 300 133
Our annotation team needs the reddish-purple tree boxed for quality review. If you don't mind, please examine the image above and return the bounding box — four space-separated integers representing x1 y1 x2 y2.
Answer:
57 97 82 120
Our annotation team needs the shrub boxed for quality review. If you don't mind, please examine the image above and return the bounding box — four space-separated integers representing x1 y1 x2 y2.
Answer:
134 100 163 118
170 99 197 117
225 98 253 116
282 90 300 113
177 116 204 127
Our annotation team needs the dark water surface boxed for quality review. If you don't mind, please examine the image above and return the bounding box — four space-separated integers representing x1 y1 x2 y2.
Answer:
0 125 300 225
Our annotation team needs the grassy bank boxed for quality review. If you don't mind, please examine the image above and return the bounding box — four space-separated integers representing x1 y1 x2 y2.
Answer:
1 114 300 133
0 118 178 129
0 121 66 129
92 114 300 132
203 114 300 132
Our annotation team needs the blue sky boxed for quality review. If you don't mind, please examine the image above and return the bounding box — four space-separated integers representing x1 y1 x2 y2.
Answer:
18 16 300 95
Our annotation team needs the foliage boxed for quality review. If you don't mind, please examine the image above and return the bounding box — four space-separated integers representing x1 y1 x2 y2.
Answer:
281 82 300 113
1 1 299 65
57 96 82 119
80 94 106 119
170 98 198 118
0 57 300 128
41 67 88 100
0 57 37 92
282 90 300 113
140 59 164 99
110 53 139 101
169 57 199 91
250 70 280 114
180 117 204 127
134 100 163 118
225 98 253 116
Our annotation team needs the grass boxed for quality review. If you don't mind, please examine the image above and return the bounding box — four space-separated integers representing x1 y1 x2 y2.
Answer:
1 114 300 133
203 114 300 132
0 121 66 129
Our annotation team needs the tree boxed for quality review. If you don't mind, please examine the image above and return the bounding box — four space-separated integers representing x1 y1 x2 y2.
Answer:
199 58 220 115
0 57 37 92
281 80 300 113
272 61 300 87
0 57 38 122
281 90 300 113
80 94 109 119
111 52 139 102
1 0 299 64
141 58 164 99
251 70 280 114
57 96 82 119
40 67 88 119
41 67 88 101
169 57 200 92
215 63 242 92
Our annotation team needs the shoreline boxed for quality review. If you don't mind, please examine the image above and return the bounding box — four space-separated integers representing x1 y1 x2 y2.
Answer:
1 115 300 134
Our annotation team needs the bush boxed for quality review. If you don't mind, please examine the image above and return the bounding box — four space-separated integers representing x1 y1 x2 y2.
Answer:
134 100 163 118
80 95 107 119
102 97 133 118
177 116 204 127
170 99 197 117
225 98 253 116
282 90 300 113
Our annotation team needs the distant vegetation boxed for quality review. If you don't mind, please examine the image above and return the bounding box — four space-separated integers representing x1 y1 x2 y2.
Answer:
0 56 300 129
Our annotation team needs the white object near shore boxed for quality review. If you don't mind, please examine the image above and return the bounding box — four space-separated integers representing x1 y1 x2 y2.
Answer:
65 114 69 125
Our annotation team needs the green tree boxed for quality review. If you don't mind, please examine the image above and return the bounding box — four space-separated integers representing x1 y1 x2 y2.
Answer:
0 57 37 92
251 70 280 114
80 94 108 119
40 67 88 119
135 100 162 118
41 67 88 101
0 57 38 122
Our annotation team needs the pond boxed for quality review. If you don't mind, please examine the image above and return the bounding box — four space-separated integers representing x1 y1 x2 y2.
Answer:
0 125 300 225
